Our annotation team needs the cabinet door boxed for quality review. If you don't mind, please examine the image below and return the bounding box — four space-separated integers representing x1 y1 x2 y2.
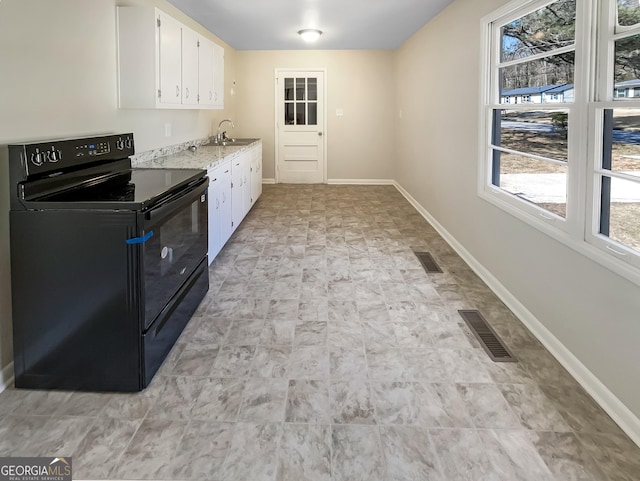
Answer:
181 27 199 106
218 162 233 243
242 152 251 215
213 43 225 109
207 167 222 263
198 37 215 107
251 147 262 206
231 157 244 232
158 12 182 105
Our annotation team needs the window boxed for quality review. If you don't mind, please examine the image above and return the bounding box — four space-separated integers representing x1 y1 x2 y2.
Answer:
481 0 640 281
284 77 318 126
615 88 628 98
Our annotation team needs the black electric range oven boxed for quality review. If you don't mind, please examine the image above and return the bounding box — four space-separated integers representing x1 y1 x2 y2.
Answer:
8 133 209 391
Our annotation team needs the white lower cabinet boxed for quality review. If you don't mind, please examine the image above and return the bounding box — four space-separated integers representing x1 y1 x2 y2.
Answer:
208 143 262 263
218 161 233 245
207 160 232 264
250 143 263 208
242 152 252 214
231 155 245 233
207 165 221 263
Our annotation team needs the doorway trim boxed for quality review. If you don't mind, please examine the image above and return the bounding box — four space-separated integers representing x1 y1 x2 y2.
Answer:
274 68 328 184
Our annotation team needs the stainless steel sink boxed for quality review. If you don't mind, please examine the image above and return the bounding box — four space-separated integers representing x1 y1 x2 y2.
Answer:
204 138 258 147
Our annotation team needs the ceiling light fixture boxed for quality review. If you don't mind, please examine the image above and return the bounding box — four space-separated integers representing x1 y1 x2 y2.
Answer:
298 29 322 43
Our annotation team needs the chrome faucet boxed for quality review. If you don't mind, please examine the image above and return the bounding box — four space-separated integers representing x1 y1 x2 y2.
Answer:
216 119 235 142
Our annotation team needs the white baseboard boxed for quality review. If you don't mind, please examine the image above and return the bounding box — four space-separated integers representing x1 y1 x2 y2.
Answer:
262 179 394 185
0 361 14 392
327 178 395 185
393 181 640 448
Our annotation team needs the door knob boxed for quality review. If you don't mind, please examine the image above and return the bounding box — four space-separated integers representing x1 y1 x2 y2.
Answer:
318 132 323 136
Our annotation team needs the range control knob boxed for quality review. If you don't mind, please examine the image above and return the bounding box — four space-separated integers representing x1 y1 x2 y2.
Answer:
47 147 62 162
124 137 133 149
115 138 125 150
30 149 44 166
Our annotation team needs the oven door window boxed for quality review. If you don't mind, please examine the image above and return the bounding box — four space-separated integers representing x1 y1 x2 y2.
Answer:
143 188 208 329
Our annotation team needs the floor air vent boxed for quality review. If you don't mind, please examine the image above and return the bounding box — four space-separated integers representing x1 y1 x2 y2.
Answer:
459 310 517 362
413 251 443 273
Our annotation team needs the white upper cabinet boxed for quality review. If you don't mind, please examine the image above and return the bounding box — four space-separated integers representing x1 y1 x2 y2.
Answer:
117 7 224 110
198 37 215 107
181 27 199 106
158 12 182 106
213 43 225 109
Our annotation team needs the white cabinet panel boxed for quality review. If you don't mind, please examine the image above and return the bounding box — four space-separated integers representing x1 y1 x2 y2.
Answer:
231 155 244 232
207 165 222 263
198 37 215 107
158 12 182 106
242 152 251 215
208 160 233 263
213 43 225 109
181 27 199 106
218 161 233 245
250 143 263 207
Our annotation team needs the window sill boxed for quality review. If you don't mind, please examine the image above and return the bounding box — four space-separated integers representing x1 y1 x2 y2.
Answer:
478 188 640 287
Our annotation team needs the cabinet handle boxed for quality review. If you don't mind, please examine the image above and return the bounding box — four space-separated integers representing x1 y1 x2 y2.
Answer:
176 85 180 98
216 198 220 209
185 87 190 98
209 91 213 101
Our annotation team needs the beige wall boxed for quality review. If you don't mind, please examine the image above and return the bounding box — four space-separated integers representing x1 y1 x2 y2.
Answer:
235 50 395 181
0 0 237 379
394 0 640 421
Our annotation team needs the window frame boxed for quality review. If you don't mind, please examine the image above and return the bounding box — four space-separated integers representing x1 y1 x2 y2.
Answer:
479 0 640 284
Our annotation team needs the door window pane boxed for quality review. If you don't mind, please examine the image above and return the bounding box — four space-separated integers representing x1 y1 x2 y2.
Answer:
308 78 318 101
494 109 569 161
492 151 568 217
296 102 306 125
308 103 317 125
500 0 575 62
296 78 305 101
285 103 294 125
285 78 294 101
618 0 640 27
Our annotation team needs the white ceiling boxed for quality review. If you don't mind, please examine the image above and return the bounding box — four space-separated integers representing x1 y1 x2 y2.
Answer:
166 0 454 50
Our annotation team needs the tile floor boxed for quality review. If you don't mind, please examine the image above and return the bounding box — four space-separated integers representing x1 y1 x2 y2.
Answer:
1 184 639 481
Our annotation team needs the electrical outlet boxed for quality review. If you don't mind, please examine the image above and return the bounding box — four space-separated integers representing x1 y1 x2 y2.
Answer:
336 108 344 116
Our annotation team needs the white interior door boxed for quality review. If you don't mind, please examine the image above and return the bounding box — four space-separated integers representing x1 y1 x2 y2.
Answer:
276 70 326 183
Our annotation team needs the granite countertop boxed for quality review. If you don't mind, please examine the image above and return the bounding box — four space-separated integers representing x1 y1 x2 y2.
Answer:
134 140 260 171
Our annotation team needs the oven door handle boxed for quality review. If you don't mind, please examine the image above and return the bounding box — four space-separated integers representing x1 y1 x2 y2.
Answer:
144 177 208 226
